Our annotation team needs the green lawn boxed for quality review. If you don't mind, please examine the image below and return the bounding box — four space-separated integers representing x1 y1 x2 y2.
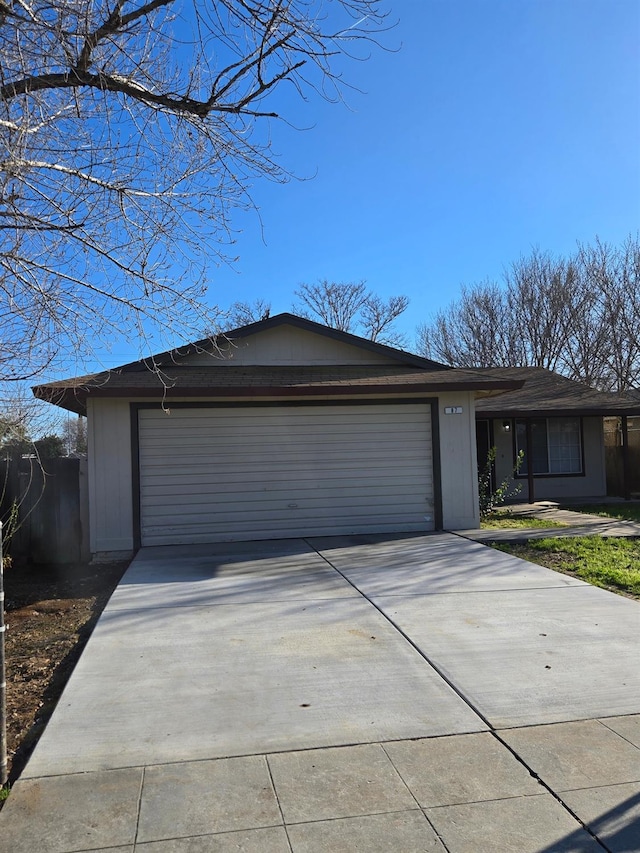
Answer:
481 512 566 530
493 536 640 598
560 503 640 523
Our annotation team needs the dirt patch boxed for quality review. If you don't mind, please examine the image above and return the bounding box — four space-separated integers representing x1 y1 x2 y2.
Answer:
3 558 129 785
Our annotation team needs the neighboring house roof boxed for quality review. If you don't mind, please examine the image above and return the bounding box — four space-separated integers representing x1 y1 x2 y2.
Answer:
475 367 640 418
32 312 526 415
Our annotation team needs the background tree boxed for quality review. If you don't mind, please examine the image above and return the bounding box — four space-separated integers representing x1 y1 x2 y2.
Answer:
419 281 518 368
61 416 87 456
0 0 389 380
227 299 272 327
0 390 66 458
416 235 640 391
576 236 640 391
33 435 66 459
294 280 409 345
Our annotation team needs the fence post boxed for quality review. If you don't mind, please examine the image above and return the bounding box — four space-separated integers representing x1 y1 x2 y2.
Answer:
1 521 7 785
622 416 631 501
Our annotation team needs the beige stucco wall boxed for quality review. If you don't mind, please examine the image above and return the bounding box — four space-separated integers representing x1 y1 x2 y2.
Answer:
490 416 606 501
437 391 480 529
88 398 134 553
182 324 398 366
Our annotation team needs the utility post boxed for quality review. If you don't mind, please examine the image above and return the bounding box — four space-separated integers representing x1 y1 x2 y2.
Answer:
0 521 7 786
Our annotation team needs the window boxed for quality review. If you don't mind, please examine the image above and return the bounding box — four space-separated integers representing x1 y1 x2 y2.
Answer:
515 418 582 475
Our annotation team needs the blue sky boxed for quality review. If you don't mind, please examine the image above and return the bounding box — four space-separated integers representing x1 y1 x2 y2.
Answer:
20 0 640 433
182 0 639 348
54 0 640 372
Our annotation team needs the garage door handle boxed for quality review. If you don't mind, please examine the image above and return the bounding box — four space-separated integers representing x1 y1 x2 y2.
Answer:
288 503 298 509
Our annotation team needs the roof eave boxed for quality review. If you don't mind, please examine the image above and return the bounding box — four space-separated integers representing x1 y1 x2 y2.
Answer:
32 386 89 416
33 377 524 416
477 406 640 418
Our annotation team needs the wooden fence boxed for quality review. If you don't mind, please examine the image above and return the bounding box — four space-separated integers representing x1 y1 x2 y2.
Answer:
604 417 640 498
0 457 90 564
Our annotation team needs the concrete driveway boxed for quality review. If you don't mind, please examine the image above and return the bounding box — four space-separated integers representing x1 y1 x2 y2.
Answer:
2 532 640 852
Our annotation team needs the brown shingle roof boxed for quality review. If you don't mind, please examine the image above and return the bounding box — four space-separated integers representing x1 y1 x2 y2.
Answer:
474 367 640 417
33 364 522 416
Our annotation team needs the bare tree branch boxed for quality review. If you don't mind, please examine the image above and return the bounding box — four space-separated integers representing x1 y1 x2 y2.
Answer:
361 293 408 346
416 236 640 392
0 0 390 381
294 279 409 344
228 298 271 326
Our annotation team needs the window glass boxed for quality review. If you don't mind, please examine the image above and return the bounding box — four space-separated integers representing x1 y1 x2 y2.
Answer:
515 418 581 475
548 418 581 473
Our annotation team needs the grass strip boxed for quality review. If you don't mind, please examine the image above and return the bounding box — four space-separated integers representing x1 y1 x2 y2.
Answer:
493 536 640 597
559 503 640 523
481 512 566 530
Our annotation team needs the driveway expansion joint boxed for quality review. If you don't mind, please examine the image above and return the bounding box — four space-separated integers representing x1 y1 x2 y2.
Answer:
133 766 145 847
491 729 613 851
303 537 495 731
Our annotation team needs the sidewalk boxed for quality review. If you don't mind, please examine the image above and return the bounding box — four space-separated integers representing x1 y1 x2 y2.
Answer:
460 502 640 543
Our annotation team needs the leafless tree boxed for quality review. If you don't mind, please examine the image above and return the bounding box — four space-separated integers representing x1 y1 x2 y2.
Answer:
417 281 521 368
228 299 272 327
295 280 368 331
0 386 61 445
577 236 640 391
294 279 409 345
360 292 409 345
559 254 611 389
61 414 87 455
0 0 389 380
416 236 640 391
506 249 575 372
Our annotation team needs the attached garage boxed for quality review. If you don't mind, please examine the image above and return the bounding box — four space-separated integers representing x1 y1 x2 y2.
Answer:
137 402 435 545
33 313 523 556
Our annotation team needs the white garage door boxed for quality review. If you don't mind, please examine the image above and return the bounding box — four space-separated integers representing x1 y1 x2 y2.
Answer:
138 403 434 546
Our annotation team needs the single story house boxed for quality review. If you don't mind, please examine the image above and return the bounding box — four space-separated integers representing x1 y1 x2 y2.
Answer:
474 367 640 503
33 313 522 557
33 314 640 558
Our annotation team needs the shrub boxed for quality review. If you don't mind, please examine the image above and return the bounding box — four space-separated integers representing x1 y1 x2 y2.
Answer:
479 447 524 517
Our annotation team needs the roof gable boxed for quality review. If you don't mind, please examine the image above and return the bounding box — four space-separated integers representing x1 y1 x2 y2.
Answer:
161 313 447 370
178 321 403 367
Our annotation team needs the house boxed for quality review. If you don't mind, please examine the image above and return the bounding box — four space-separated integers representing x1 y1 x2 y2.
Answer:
474 367 640 503
33 313 522 557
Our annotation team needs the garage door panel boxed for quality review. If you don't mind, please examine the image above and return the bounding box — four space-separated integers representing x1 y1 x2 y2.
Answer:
141 465 432 487
141 474 433 500
140 435 431 455
141 408 416 424
143 502 430 530
138 403 434 545
145 522 429 544
144 512 432 547
140 419 428 441
142 486 430 515
141 452 432 478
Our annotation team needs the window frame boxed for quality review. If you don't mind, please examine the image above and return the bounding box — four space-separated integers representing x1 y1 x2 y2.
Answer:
513 416 585 478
